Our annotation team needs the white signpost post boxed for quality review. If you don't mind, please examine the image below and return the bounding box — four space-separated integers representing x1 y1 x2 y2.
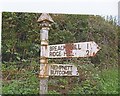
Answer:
48 41 100 58
49 64 79 76
38 13 100 94
38 13 54 95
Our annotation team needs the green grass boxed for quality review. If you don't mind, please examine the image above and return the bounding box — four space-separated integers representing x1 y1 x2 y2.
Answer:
2 62 119 95
99 68 118 94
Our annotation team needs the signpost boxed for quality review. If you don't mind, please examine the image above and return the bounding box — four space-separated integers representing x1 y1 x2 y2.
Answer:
48 41 100 58
38 13 54 95
38 13 100 95
49 64 79 76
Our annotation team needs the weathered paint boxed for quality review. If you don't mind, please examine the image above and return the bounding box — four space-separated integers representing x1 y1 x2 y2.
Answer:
40 78 48 94
40 57 48 64
41 46 48 57
49 64 79 76
39 13 54 94
39 64 49 78
40 29 48 40
41 40 48 46
65 43 74 57
48 41 100 58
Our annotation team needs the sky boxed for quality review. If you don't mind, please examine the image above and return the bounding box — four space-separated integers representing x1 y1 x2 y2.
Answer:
0 0 119 49
0 0 119 16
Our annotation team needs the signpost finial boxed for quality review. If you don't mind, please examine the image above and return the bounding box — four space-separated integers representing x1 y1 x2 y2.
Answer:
37 13 54 23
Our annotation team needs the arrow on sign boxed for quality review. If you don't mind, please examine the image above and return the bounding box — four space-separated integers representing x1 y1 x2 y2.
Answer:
48 41 100 58
49 64 79 76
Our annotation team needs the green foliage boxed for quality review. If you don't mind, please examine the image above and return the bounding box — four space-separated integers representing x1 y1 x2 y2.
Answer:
68 67 118 94
2 58 39 94
49 30 76 44
69 63 100 94
58 78 68 85
69 80 99 94
2 12 118 95
3 78 39 94
48 90 60 94
98 68 118 94
2 12 40 62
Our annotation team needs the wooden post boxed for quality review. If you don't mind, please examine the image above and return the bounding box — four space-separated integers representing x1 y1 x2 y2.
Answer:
37 13 54 95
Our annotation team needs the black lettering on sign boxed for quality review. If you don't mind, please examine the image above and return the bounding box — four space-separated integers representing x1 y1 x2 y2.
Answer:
77 44 81 50
51 70 54 75
67 66 72 70
59 71 65 75
66 71 72 75
87 43 89 49
54 46 57 51
50 70 72 76
74 44 77 50
54 65 73 71
49 51 61 56
51 65 59 70
50 65 74 76
50 46 53 51
55 70 59 75
86 50 89 55
59 66 65 70
58 45 64 50
50 46 57 51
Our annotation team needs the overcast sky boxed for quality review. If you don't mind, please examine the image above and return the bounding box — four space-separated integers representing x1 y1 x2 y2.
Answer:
0 0 119 45
0 0 119 16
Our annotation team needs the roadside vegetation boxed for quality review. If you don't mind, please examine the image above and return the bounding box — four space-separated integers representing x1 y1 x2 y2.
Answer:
2 12 119 95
